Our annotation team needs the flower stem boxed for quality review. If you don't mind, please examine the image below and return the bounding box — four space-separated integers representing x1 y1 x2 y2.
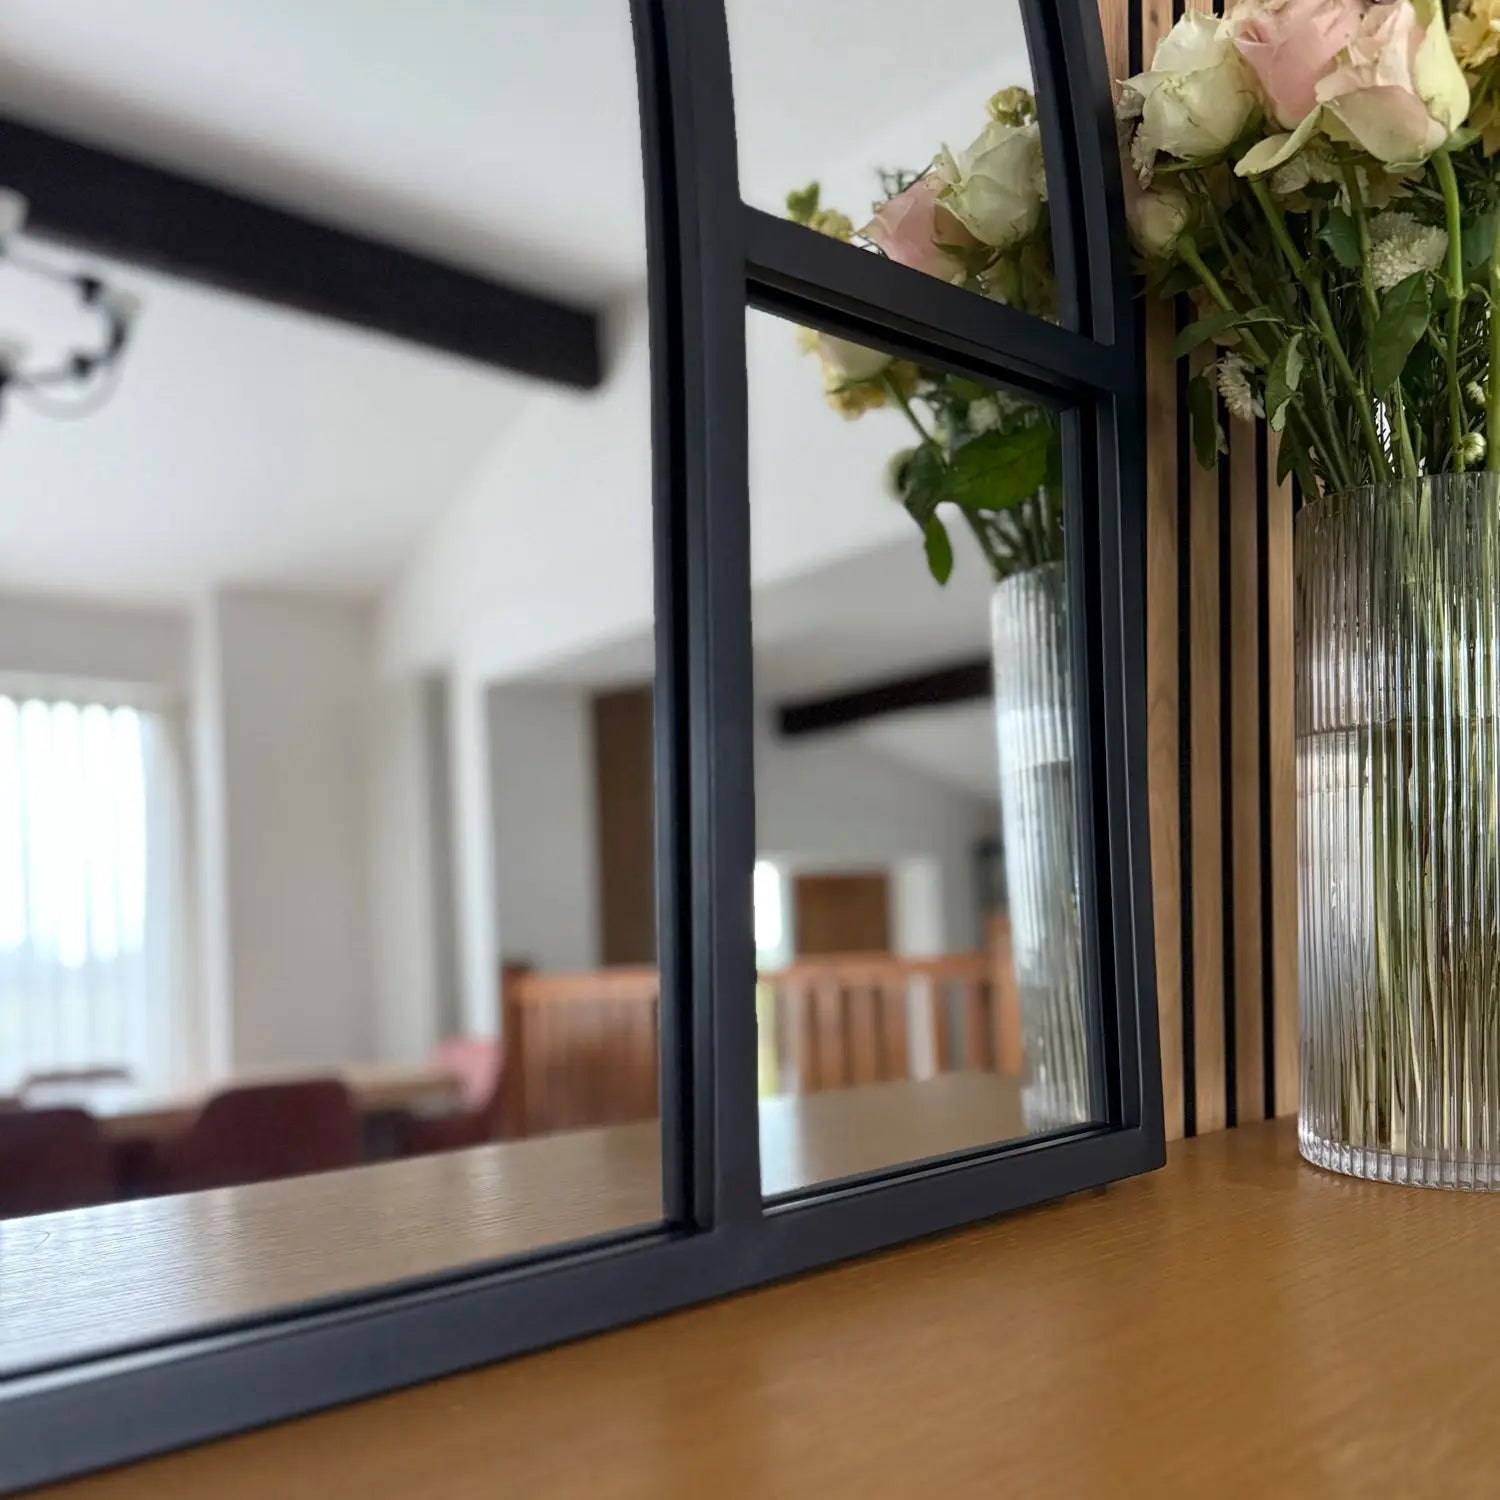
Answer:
1346 166 1418 480
1434 150 1468 471
1489 230 1500 473
1178 237 1345 495
885 376 1003 578
1250 178 1390 480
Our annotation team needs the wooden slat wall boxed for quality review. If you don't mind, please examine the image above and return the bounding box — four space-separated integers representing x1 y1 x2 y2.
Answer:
1098 0 1298 1138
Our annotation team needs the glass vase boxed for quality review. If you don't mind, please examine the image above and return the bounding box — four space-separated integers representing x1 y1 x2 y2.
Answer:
990 564 1094 1132
1298 473 1500 1188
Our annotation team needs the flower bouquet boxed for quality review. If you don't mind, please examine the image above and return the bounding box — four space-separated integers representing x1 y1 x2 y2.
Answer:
787 87 1058 587
1122 0 1500 1185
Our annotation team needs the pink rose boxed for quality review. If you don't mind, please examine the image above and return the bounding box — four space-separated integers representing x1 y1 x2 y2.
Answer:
1317 0 1468 162
860 174 977 283
1230 0 1365 129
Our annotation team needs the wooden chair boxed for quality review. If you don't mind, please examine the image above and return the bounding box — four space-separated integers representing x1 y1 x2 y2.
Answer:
501 964 659 1137
0 1107 116 1219
144 1080 361 1194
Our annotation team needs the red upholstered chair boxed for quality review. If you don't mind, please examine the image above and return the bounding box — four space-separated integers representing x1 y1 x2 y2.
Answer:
397 1039 509 1157
0 1108 115 1219
147 1080 361 1194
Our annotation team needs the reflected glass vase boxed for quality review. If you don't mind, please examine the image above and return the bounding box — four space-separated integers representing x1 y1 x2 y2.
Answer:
1298 473 1500 1188
990 563 1092 1132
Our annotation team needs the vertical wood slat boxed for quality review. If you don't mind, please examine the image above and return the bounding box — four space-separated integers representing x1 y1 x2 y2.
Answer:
1097 0 1297 1138
1230 424 1265 1121
1111 0 1186 1140
1189 340 1226 1135
879 980 910 1082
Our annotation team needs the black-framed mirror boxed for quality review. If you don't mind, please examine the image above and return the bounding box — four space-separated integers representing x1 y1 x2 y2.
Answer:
0 2 1158 1489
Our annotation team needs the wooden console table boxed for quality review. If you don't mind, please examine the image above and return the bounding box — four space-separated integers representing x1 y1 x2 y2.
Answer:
35 1116 1500 1496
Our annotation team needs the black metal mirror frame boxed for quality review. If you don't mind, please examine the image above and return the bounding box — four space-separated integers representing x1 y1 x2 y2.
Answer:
0 2 1159 1489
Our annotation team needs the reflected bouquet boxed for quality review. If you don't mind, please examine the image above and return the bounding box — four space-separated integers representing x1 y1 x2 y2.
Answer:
789 88 1060 585
1122 0 1500 490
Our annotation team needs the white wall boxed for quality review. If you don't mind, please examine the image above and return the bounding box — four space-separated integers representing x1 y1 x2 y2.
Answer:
208 589 378 1070
756 715 996 954
0 591 189 693
487 684 599 975
367 672 460 1064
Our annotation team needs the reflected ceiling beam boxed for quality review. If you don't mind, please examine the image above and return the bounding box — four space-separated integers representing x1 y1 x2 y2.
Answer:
777 657 991 738
0 112 602 388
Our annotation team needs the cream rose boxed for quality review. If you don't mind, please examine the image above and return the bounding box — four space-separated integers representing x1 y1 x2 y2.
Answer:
935 119 1046 250
1121 13 1261 174
1126 181 1194 259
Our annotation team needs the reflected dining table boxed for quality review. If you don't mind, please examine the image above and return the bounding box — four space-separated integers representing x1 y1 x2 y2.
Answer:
16 1062 467 1145
0 1072 1025 1380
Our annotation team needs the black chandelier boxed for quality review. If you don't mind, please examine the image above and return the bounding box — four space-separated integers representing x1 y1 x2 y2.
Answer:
0 187 139 420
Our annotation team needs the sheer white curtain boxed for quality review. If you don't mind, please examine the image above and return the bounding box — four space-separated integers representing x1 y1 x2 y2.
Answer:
0 692 190 1091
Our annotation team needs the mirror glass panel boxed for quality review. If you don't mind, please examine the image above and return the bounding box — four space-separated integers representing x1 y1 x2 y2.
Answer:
746 307 1101 1198
0 0 662 1374
727 0 1066 326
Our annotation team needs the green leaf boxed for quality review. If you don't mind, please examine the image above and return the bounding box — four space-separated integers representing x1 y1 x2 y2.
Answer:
1265 332 1305 433
899 444 946 527
945 377 989 403
941 425 1052 514
1463 209 1500 278
1171 306 1274 360
1369 272 1431 392
1318 209 1361 271
1187 374 1224 471
922 516 954 584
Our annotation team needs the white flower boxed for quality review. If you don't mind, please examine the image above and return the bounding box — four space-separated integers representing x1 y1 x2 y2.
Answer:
967 397 1002 434
1468 380 1487 410
936 120 1046 250
1126 182 1194 259
1462 431 1488 466
1216 354 1264 422
1122 13 1260 175
1367 212 1447 292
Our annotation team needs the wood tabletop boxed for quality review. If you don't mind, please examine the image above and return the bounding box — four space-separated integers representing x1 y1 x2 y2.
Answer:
37 1116 1500 1499
0 1072 1023 1379
18 1063 466 1144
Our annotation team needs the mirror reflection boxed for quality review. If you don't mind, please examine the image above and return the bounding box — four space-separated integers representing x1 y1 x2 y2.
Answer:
0 1 663 1365
749 308 1098 1196
728 0 1060 321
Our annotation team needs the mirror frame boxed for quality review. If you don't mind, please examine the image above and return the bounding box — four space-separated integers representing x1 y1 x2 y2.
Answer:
0 1 1159 1488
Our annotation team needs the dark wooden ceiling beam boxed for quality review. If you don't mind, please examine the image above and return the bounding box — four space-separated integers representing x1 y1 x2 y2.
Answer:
777 657 991 738
0 113 602 388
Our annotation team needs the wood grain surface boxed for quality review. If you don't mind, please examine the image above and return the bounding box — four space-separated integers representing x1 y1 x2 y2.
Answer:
46 1118 1500 1499
0 1073 1023 1379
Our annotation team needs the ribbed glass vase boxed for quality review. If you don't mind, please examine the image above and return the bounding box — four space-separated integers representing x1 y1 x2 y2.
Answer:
1297 474 1500 1188
991 564 1094 1133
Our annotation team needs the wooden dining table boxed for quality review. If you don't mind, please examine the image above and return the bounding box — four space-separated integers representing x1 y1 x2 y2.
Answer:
17 1062 467 1144
0 1071 1024 1380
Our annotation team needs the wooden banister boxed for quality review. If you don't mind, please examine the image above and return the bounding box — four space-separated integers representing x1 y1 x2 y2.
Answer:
497 939 1022 1136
